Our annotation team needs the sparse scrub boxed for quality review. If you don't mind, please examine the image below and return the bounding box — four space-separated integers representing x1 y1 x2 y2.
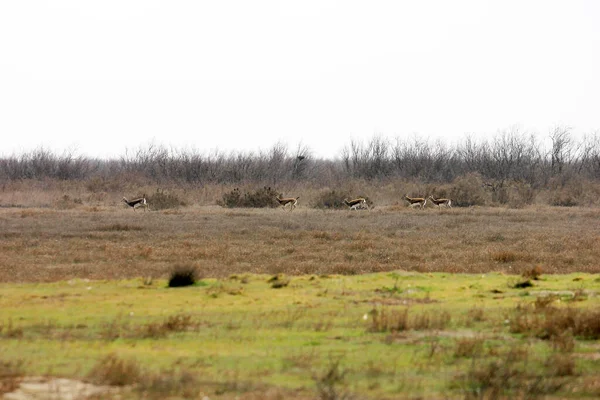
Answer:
448 173 487 207
454 337 485 358
313 356 351 400
218 186 279 208
146 188 185 210
523 265 543 280
455 343 568 399
87 353 142 386
0 359 25 395
311 190 351 209
138 314 195 338
368 307 450 332
136 367 199 399
509 302 600 340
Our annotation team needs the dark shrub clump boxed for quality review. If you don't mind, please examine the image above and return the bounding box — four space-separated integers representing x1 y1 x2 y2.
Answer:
168 265 198 287
218 186 279 208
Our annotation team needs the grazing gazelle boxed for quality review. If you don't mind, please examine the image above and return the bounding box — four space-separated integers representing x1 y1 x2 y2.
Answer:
123 195 149 211
276 195 299 211
404 195 427 209
343 197 369 211
428 195 452 208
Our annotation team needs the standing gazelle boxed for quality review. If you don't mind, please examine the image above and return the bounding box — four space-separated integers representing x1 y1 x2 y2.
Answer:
428 195 452 208
123 195 149 211
343 198 369 211
276 195 299 211
404 195 427 209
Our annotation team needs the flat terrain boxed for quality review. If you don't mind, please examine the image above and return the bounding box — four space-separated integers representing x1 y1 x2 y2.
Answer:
1 205 600 399
1 205 600 282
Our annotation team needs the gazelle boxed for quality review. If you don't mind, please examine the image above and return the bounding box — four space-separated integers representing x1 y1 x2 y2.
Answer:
343 197 369 211
428 195 452 208
123 195 149 211
404 195 427 209
276 195 299 211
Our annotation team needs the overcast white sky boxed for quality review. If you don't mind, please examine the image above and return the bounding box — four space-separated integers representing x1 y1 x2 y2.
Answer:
1 1 599 159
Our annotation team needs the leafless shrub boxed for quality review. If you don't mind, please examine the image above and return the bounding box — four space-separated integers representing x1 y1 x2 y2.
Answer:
0 359 25 395
522 265 543 280
87 353 141 386
509 302 600 340
311 190 350 209
0 319 23 339
218 186 279 208
138 314 195 339
147 188 185 210
449 173 487 207
545 353 576 377
313 356 353 400
368 307 450 332
136 367 199 399
455 343 567 399
466 306 486 326
454 337 485 359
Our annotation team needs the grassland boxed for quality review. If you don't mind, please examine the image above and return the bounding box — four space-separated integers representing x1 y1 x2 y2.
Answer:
1 204 600 399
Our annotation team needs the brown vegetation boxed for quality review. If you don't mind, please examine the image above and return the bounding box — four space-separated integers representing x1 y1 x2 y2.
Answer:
1 202 600 283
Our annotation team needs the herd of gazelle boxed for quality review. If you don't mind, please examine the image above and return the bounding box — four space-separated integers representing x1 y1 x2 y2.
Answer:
404 195 452 209
122 193 451 212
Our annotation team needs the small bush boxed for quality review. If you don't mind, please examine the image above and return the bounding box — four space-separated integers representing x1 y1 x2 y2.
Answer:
268 274 290 289
523 265 543 280
368 307 450 332
168 265 199 287
313 357 349 400
0 358 25 395
454 337 485 358
87 353 141 386
509 303 600 340
549 190 579 207
147 189 185 210
137 368 199 398
448 173 487 207
139 314 195 338
311 190 350 210
513 279 534 289
218 186 279 208
545 353 576 377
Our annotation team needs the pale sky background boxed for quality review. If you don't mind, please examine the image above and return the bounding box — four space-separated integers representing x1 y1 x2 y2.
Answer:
1 1 599 159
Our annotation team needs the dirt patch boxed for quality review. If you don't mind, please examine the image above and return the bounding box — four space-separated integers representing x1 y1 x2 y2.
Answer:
3 377 118 400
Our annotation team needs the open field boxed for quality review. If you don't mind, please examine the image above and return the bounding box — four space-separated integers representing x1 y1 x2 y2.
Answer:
1 205 600 399
1 204 600 282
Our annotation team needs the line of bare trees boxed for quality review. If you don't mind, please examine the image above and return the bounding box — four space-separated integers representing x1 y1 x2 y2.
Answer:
2 128 600 187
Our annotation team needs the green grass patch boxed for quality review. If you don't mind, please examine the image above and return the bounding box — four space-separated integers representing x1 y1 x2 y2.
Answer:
1 272 600 399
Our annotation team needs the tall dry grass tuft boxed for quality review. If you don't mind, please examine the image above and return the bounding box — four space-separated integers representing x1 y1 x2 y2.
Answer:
455 343 568 399
510 302 600 340
368 307 450 333
138 314 196 339
313 356 351 400
87 353 141 386
0 359 26 395
136 368 199 399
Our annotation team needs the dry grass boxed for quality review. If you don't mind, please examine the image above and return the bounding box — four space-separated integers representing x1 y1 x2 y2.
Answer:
1 204 600 283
